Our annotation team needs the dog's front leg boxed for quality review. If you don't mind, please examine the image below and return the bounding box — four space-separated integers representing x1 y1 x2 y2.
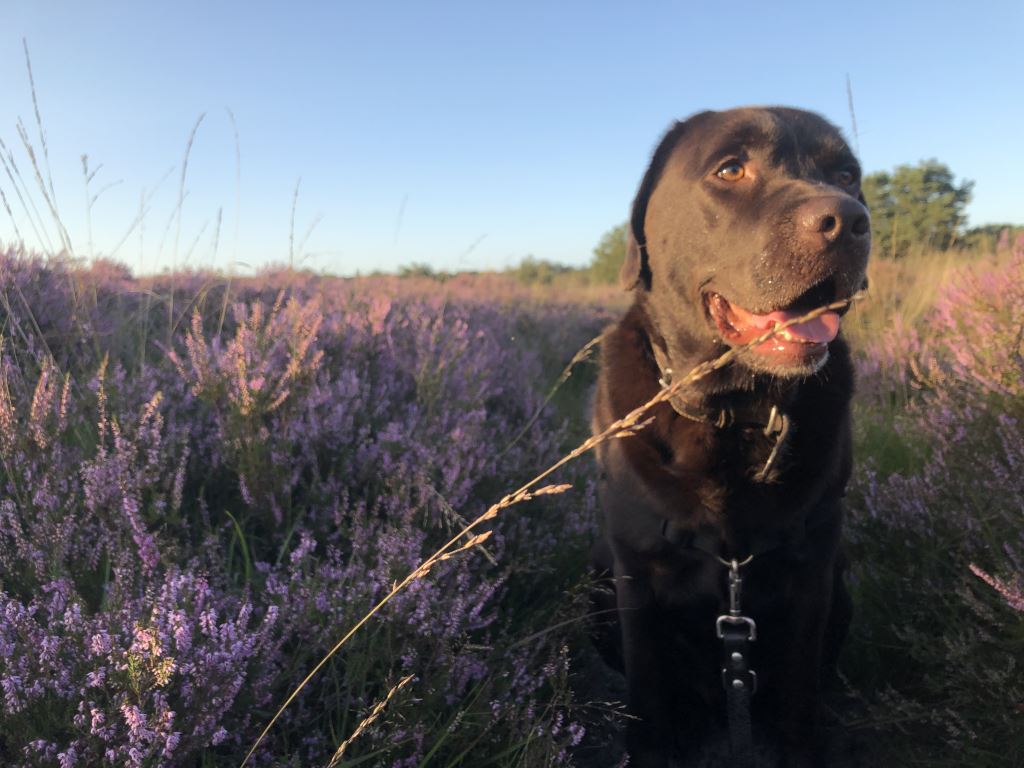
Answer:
615 561 673 768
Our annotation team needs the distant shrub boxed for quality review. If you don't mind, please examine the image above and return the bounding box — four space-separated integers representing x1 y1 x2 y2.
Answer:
588 223 627 285
959 225 1024 254
508 256 576 286
397 261 443 280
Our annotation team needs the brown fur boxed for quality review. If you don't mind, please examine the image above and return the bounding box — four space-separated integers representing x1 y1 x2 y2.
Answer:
591 107 869 767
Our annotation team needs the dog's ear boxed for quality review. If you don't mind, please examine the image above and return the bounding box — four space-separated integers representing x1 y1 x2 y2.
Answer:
621 115 708 291
619 230 646 291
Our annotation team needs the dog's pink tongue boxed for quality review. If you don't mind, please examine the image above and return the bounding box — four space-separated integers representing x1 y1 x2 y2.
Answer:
770 310 840 342
731 305 841 343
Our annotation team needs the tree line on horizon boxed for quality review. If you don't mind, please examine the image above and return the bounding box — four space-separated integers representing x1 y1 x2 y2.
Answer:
392 158 1016 286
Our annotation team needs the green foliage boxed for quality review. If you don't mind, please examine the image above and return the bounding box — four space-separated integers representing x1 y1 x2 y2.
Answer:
589 222 628 284
509 255 575 285
862 160 973 258
397 262 442 279
959 223 1024 252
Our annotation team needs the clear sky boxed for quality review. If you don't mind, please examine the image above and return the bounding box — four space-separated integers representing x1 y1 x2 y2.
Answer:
1 1 1021 275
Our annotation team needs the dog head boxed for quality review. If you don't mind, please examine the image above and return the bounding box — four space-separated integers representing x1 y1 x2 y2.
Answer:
622 107 871 377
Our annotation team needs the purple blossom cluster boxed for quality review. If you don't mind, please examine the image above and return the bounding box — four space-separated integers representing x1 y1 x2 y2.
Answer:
0 248 607 766
0 572 279 766
845 239 1024 758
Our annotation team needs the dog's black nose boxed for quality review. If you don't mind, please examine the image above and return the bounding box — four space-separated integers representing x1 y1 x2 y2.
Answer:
798 196 870 246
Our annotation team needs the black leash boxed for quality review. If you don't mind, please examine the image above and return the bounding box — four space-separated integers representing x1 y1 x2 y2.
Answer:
659 527 791 766
717 557 757 768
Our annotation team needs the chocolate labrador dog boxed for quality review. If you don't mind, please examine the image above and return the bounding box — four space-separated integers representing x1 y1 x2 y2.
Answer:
591 107 869 767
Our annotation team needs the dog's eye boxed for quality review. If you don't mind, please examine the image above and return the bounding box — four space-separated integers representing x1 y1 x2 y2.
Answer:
716 162 745 182
836 168 858 187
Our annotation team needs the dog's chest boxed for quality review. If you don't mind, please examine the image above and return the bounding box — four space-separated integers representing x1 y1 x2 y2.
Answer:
669 417 793 494
647 549 722 608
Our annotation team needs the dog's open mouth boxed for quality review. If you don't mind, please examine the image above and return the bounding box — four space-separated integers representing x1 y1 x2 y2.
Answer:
705 286 841 365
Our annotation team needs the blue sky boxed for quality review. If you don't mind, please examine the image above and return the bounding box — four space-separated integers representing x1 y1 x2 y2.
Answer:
0 1 1021 275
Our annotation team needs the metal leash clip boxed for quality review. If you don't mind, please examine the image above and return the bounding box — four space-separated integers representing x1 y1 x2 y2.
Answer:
716 558 758 693
716 558 757 641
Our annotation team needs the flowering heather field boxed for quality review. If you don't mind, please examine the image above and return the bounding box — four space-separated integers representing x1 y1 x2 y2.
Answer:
840 240 1024 765
0 242 1022 767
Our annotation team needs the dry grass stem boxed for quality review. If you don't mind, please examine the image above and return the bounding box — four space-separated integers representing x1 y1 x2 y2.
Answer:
325 674 415 768
241 292 864 766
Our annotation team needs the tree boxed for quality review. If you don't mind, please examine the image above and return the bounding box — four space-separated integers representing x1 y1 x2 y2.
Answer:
861 160 973 258
590 222 628 283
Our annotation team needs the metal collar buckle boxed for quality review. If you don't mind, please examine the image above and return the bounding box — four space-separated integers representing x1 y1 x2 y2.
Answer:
753 405 790 481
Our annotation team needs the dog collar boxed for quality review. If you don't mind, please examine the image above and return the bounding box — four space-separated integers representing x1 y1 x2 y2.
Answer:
649 339 784 427
649 339 791 481
648 340 727 424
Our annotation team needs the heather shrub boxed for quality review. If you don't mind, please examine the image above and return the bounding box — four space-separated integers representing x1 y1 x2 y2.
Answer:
4 236 1022 767
844 242 1024 764
0 248 605 766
